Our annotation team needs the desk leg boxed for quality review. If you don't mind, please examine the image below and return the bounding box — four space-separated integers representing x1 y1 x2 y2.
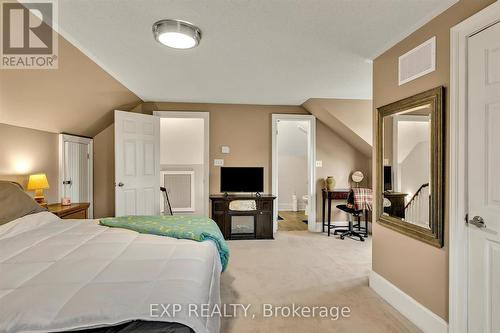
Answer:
327 198 332 237
365 209 369 237
322 195 326 232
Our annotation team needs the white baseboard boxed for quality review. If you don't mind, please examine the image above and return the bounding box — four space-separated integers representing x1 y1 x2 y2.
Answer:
369 271 448 333
278 203 306 211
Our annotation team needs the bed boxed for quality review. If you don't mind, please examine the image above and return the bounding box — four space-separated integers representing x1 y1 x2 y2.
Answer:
0 182 222 333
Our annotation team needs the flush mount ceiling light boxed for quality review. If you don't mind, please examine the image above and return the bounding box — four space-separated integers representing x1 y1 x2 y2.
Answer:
153 19 202 49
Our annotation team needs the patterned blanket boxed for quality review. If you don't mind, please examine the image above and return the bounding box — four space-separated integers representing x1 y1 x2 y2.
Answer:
100 215 229 271
347 188 373 211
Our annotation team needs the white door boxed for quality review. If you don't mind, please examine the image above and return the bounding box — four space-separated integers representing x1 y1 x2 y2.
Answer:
115 110 160 216
467 21 500 333
59 134 93 218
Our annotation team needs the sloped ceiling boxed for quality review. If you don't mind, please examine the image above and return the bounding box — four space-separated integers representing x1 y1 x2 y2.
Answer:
303 98 372 156
0 34 141 138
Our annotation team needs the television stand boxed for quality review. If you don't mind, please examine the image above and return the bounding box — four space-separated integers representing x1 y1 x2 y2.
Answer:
209 194 276 240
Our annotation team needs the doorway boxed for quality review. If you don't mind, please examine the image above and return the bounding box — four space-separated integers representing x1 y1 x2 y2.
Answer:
272 114 316 233
153 111 210 216
276 120 309 231
450 3 500 332
58 134 93 218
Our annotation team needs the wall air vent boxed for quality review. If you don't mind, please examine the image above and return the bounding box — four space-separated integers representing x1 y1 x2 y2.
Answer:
398 37 436 85
161 170 195 212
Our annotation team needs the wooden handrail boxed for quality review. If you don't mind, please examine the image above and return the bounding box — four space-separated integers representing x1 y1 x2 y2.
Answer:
405 183 429 209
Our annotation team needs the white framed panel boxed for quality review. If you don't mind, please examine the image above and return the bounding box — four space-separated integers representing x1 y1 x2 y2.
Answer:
399 37 436 85
161 170 195 213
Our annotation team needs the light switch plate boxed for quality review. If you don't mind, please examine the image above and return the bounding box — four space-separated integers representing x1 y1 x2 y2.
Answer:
221 146 230 154
315 160 323 167
214 159 224 166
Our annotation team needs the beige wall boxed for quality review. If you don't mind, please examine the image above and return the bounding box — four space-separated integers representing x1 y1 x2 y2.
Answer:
0 124 59 203
304 98 373 145
316 120 371 222
134 102 308 195
93 124 115 218
372 0 495 321
303 98 373 156
94 102 370 220
1 27 140 209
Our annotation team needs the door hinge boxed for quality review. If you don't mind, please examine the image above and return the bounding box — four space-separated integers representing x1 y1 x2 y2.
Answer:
465 213 469 224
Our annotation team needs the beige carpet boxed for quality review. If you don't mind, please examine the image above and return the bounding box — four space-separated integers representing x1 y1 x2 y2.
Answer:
220 231 421 333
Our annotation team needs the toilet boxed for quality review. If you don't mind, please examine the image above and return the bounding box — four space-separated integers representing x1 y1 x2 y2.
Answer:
302 195 309 216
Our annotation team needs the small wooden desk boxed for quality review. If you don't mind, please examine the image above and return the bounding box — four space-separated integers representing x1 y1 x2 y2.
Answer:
322 189 350 236
383 192 408 219
47 203 90 219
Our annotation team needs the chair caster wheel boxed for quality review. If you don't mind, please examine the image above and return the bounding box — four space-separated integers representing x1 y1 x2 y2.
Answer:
340 236 344 240
360 238 365 242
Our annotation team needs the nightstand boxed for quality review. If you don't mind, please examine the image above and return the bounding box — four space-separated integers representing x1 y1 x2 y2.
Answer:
47 203 90 219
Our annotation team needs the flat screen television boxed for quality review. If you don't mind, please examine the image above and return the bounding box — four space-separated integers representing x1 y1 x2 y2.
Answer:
220 167 264 193
384 166 392 191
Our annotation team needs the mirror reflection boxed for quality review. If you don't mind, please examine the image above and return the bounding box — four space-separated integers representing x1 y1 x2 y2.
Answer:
382 104 431 229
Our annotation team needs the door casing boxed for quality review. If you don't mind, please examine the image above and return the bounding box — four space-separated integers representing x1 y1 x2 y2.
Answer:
58 134 93 218
272 114 317 233
450 2 500 332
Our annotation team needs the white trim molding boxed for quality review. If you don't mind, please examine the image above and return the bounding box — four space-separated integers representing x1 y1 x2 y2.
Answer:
369 271 448 333
272 114 316 233
449 2 500 333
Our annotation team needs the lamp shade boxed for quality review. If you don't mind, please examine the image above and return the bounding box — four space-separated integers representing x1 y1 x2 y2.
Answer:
27 174 49 190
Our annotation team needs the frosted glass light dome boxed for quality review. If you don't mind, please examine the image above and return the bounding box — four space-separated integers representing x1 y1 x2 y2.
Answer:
153 19 201 49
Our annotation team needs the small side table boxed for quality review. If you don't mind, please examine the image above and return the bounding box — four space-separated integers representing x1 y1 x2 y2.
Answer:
322 189 350 236
47 203 90 219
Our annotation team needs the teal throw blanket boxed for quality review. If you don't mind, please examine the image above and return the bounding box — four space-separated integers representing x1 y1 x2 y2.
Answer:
100 215 229 271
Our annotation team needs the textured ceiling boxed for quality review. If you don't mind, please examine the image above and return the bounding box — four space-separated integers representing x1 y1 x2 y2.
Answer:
57 0 457 105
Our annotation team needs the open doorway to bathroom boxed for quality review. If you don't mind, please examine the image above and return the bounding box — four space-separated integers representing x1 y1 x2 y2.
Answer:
272 114 316 233
276 120 309 231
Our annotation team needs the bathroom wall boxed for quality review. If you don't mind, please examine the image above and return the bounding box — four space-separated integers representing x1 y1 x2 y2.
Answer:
277 120 308 211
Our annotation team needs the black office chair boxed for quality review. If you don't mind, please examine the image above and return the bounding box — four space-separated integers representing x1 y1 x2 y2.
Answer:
334 191 368 241
160 187 173 216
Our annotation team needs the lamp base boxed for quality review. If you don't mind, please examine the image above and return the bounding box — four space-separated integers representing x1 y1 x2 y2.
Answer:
33 188 45 204
34 188 45 204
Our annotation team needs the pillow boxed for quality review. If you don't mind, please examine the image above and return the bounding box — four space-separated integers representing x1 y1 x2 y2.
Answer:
0 181 47 225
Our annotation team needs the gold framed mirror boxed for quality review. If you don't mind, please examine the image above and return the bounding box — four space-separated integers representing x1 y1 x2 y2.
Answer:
376 86 444 247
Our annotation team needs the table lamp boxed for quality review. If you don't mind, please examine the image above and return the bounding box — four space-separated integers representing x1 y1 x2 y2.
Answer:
27 173 50 204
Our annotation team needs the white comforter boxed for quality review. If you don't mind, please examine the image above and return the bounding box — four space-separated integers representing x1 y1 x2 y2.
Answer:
0 212 221 333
